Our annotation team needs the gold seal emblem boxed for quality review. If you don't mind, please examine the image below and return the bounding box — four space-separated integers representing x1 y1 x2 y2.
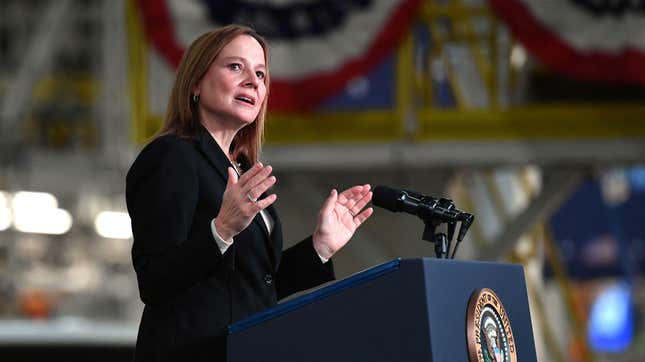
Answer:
466 288 517 362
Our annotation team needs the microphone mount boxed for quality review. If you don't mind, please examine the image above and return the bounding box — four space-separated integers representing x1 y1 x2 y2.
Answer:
395 190 474 259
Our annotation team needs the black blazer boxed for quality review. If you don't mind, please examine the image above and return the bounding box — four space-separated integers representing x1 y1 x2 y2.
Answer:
126 126 334 362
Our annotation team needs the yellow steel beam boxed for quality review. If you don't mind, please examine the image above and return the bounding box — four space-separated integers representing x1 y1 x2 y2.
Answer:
396 31 414 120
417 103 645 140
144 103 645 144
126 0 153 144
265 111 399 144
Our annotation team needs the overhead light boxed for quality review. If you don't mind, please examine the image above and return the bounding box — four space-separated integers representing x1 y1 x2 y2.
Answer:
12 191 72 235
95 211 132 239
0 207 10 231
12 191 58 210
0 192 11 231
14 207 73 235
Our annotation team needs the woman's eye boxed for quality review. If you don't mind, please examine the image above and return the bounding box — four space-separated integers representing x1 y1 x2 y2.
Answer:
229 63 242 71
256 71 265 80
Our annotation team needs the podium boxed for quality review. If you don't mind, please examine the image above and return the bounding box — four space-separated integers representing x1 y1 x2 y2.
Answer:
227 258 537 361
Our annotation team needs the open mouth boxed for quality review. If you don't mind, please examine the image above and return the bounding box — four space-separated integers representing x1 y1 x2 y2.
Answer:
234 95 255 105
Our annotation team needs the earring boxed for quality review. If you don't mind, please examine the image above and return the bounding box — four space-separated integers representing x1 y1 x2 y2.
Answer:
192 94 200 104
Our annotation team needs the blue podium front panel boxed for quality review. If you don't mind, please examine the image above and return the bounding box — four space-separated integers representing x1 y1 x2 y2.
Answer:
421 259 537 362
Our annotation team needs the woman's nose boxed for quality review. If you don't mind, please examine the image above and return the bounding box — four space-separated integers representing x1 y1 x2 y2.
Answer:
244 70 259 88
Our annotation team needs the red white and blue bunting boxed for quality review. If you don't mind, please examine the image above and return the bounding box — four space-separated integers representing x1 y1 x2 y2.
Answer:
489 0 645 85
135 0 421 111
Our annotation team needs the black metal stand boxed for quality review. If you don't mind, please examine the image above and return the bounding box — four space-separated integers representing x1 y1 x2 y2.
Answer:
422 220 448 259
434 233 448 259
420 205 474 259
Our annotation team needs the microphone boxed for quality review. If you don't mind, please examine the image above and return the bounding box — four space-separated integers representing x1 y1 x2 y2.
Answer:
372 185 474 243
373 185 458 222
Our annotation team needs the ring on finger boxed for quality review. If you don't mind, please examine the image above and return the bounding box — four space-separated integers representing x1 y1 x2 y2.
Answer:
247 193 258 203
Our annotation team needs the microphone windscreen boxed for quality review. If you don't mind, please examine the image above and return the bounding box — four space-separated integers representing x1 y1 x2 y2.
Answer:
372 185 400 212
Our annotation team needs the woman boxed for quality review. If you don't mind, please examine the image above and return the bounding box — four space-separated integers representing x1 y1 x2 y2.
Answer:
126 25 373 362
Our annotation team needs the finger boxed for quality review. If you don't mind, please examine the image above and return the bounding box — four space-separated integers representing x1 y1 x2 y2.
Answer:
245 165 274 191
237 162 264 187
353 207 374 227
338 185 362 205
341 184 369 210
227 167 238 187
350 191 373 215
248 175 277 200
320 189 337 215
255 193 277 210
350 184 371 199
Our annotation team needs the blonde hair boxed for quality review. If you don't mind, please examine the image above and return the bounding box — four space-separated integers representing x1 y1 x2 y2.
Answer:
157 24 270 164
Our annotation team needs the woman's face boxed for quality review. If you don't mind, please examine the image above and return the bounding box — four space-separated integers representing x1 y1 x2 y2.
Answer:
195 35 267 128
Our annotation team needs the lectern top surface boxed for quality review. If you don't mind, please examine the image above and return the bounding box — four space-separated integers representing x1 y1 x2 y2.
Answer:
228 258 401 334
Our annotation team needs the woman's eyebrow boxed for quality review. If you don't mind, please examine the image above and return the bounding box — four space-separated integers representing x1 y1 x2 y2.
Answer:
221 56 245 62
221 56 265 68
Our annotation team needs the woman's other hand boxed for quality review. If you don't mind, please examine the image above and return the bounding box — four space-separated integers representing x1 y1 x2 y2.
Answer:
214 163 277 241
313 184 373 260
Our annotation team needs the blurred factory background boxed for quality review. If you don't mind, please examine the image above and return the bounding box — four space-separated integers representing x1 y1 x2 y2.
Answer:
1 0 644 361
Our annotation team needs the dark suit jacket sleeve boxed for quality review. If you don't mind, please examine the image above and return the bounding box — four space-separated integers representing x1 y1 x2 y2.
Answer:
127 137 226 306
275 236 335 300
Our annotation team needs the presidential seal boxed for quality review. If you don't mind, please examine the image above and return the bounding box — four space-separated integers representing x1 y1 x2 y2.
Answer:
466 288 517 362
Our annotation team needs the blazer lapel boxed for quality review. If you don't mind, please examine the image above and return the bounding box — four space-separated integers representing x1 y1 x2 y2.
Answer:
194 125 231 185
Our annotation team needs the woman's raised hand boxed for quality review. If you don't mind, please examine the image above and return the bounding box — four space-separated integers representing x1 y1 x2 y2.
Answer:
214 163 277 241
312 184 373 260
